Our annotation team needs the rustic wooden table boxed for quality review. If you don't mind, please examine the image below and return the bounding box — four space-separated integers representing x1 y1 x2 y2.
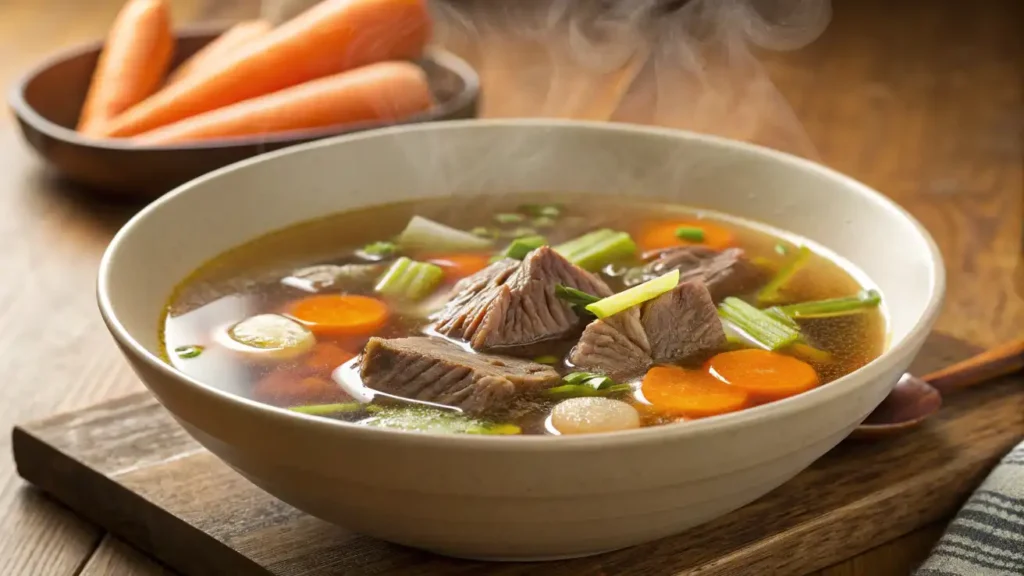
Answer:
0 0 1020 574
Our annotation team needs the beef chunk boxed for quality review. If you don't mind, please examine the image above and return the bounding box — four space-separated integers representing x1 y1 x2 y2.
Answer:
434 247 613 350
569 307 652 381
626 246 763 301
641 280 726 364
360 337 561 414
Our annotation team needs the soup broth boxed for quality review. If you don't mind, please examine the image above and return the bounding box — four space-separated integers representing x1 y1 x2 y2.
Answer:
163 194 886 436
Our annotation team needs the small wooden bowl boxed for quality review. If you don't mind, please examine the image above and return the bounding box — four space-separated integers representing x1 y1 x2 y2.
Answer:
7 24 480 197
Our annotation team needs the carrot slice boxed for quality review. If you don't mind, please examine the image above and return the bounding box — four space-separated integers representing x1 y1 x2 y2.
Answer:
706 349 820 401
287 295 389 337
304 342 357 371
641 365 750 418
636 220 735 252
165 20 273 86
425 254 492 282
101 0 431 137
135 62 432 144
76 0 173 135
254 370 340 405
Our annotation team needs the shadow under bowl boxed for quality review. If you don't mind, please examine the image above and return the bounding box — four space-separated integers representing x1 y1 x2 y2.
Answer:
7 23 480 198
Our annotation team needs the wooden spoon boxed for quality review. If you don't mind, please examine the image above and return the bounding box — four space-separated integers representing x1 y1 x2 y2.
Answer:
850 338 1024 440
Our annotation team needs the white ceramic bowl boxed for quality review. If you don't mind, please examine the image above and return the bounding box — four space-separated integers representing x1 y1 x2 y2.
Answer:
97 120 944 561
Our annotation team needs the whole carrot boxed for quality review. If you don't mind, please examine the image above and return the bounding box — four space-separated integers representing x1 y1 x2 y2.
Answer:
134 61 432 144
77 0 173 136
165 20 273 86
102 0 431 138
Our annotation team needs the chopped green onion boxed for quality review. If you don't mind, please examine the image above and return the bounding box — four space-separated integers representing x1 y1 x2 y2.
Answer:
675 226 705 242
288 402 366 416
360 241 398 258
501 235 547 260
532 216 556 228
542 383 631 400
359 405 520 435
397 215 492 251
519 204 563 218
585 270 680 319
494 213 525 224
774 243 789 256
174 345 203 359
763 306 800 330
375 257 444 301
554 229 637 271
757 245 812 304
534 355 560 365
504 226 538 239
563 371 595 385
718 297 800 350
554 284 601 307
777 289 882 319
471 226 500 239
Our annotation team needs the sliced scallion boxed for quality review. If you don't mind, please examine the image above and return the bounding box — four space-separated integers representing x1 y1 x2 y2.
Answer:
585 269 680 319
774 243 789 256
778 289 882 319
495 213 525 224
519 204 563 218
288 402 366 416
174 345 203 359
397 216 492 251
718 297 800 351
471 226 500 239
675 226 705 242
532 216 556 228
360 241 398 258
375 257 444 301
554 284 601 309
757 245 812 304
542 383 631 400
554 229 637 271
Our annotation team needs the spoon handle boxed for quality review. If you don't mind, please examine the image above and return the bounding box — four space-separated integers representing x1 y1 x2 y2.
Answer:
922 338 1024 394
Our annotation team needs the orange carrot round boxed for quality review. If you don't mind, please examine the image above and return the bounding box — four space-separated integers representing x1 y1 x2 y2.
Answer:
287 295 389 337
636 220 735 252
706 349 820 401
426 254 492 282
101 0 432 137
134 61 432 144
77 0 173 136
165 20 272 86
641 365 750 418
304 342 357 371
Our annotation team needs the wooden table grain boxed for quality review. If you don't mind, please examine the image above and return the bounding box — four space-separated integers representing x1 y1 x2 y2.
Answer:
0 0 1020 575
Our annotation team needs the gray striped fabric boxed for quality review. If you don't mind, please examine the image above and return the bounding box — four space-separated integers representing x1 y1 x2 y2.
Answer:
915 439 1024 576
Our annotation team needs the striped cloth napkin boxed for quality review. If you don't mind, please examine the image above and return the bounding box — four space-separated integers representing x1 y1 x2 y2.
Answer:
915 439 1024 575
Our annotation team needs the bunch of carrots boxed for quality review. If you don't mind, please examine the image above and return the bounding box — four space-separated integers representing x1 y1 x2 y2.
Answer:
76 0 434 144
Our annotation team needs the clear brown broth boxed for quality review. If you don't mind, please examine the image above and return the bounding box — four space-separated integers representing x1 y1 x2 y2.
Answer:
162 194 886 434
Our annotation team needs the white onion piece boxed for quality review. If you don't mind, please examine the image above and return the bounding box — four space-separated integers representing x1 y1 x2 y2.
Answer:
550 397 641 435
220 314 315 361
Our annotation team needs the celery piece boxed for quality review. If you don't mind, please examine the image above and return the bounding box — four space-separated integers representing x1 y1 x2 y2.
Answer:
375 257 444 301
397 215 492 251
778 289 882 319
585 270 680 319
554 229 637 271
502 235 547 260
757 245 811 304
763 306 800 329
718 297 800 350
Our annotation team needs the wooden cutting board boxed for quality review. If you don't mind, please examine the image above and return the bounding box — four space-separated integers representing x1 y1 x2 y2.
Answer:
12 331 1024 576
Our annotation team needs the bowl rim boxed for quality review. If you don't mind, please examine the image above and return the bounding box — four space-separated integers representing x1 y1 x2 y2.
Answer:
97 118 946 449
6 22 480 152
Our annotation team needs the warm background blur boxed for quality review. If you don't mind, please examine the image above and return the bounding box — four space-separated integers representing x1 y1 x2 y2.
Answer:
0 0 1020 575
